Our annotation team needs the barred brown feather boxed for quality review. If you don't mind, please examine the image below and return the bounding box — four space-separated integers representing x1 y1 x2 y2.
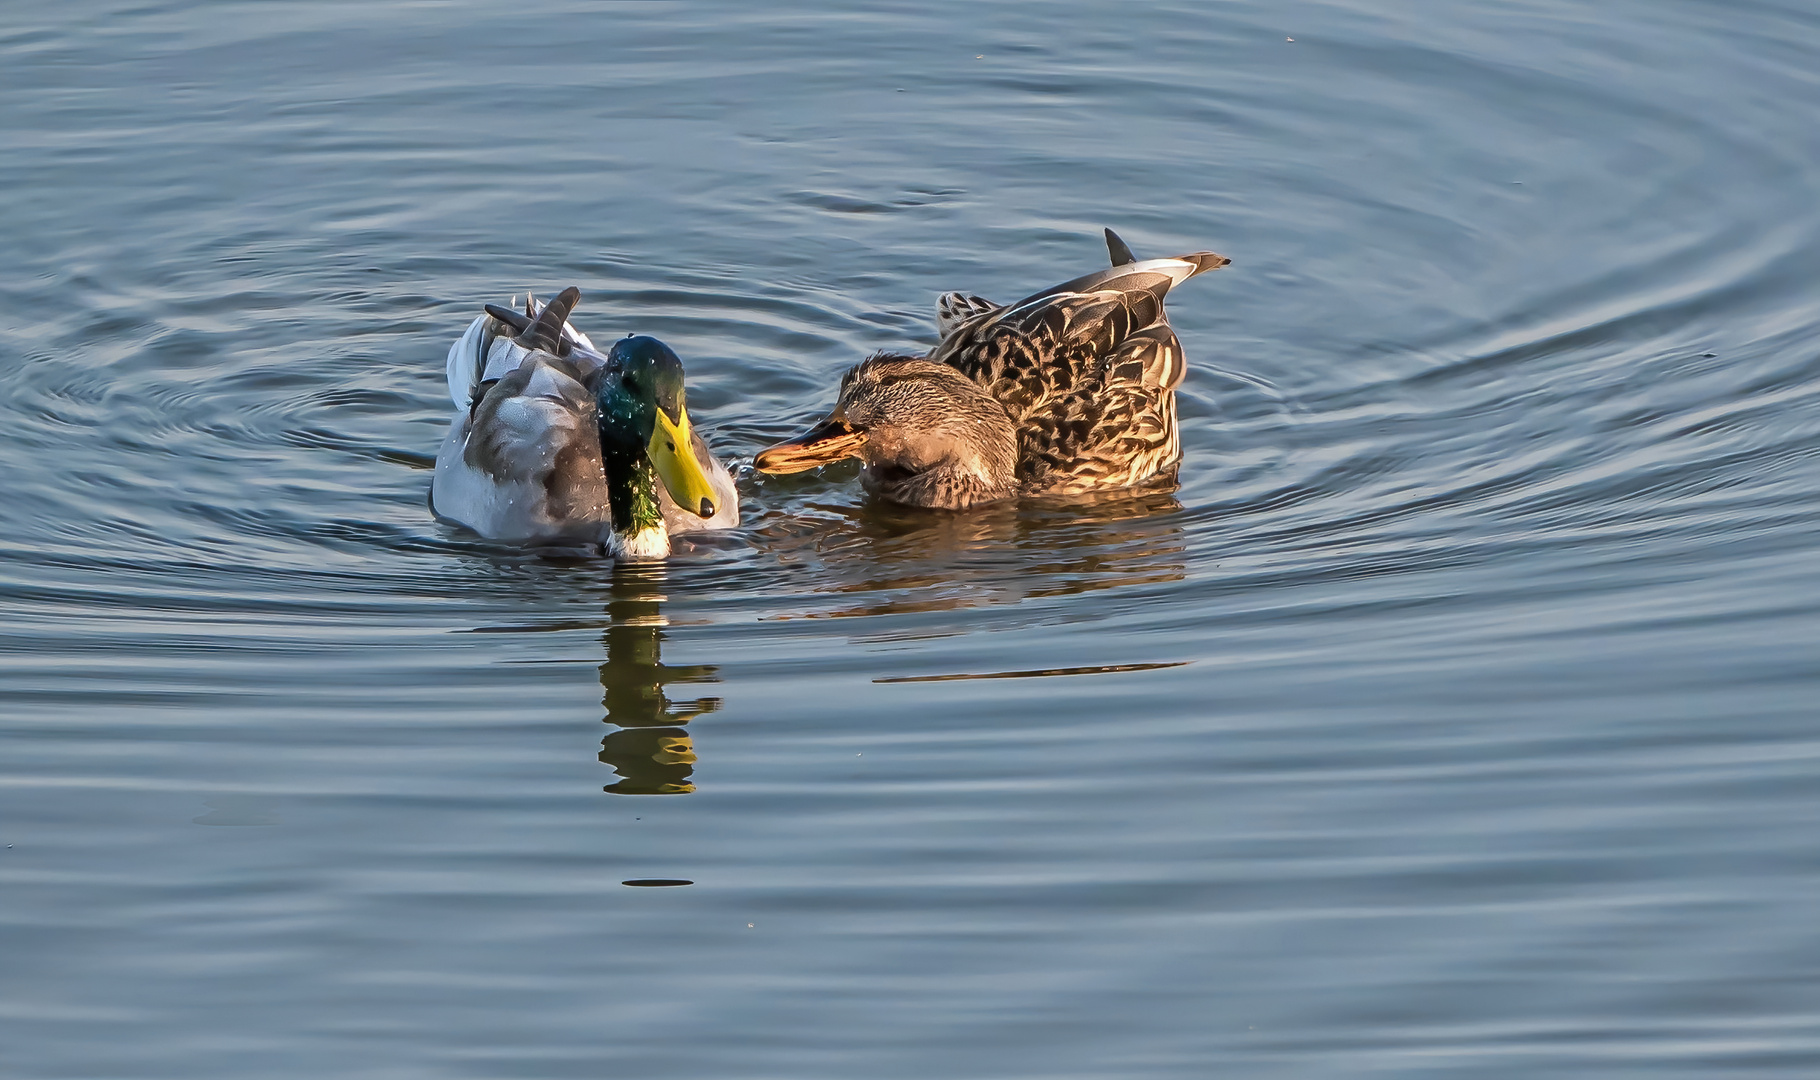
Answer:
756 233 1224 510
927 245 1222 495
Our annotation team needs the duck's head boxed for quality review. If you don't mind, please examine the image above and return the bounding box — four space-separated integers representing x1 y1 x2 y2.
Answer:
594 334 719 526
755 354 1018 509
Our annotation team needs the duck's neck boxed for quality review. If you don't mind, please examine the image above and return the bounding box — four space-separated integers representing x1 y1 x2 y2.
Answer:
605 456 669 559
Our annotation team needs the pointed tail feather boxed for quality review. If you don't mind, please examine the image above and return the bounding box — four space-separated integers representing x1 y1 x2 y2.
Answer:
484 303 533 334
1104 228 1138 266
523 291 600 353
1020 249 1229 309
1175 251 1231 276
514 286 580 355
1104 228 1229 276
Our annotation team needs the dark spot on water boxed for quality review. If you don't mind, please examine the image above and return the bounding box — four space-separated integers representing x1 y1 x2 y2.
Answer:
791 191 895 214
875 661 1190 683
622 878 693 888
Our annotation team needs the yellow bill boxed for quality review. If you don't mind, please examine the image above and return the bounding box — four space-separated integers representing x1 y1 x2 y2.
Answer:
647 407 717 519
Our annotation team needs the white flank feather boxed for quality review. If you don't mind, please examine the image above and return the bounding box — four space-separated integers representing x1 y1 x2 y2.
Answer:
445 313 491 410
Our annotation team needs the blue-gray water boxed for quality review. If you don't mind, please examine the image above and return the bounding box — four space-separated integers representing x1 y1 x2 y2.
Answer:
4 2 1819 1076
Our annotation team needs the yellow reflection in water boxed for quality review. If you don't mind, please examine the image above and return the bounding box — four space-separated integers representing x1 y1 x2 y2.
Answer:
592 486 1188 793
596 565 720 795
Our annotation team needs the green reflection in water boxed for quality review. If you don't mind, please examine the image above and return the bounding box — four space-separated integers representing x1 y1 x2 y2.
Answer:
596 565 720 795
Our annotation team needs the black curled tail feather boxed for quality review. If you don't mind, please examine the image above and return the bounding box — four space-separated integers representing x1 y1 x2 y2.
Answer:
515 286 581 355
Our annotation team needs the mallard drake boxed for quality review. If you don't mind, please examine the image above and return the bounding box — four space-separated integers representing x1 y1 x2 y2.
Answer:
432 287 739 557
754 229 1228 509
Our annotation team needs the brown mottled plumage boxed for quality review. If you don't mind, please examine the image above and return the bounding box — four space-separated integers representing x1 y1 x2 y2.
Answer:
756 229 1227 509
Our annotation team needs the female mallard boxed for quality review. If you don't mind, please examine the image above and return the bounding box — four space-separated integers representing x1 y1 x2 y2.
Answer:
432 286 739 557
754 229 1228 509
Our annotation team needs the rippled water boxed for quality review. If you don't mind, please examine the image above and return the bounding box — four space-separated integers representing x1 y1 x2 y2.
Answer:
4 1 1819 1075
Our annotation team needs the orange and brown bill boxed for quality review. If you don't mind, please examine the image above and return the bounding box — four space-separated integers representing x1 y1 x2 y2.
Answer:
754 416 868 474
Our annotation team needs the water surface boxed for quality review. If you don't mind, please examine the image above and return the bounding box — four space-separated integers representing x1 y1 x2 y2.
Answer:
4 1 1820 1076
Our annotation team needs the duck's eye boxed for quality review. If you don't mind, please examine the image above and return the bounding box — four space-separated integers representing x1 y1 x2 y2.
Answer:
622 375 638 391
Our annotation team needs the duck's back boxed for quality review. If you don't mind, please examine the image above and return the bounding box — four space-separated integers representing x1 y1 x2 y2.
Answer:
432 355 613 545
927 243 1227 494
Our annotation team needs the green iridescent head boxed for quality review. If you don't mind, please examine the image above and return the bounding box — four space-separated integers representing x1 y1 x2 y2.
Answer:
594 335 717 532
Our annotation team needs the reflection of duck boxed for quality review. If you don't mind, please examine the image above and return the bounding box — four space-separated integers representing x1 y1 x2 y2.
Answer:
758 488 1188 625
755 230 1228 509
595 566 721 795
432 288 738 557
